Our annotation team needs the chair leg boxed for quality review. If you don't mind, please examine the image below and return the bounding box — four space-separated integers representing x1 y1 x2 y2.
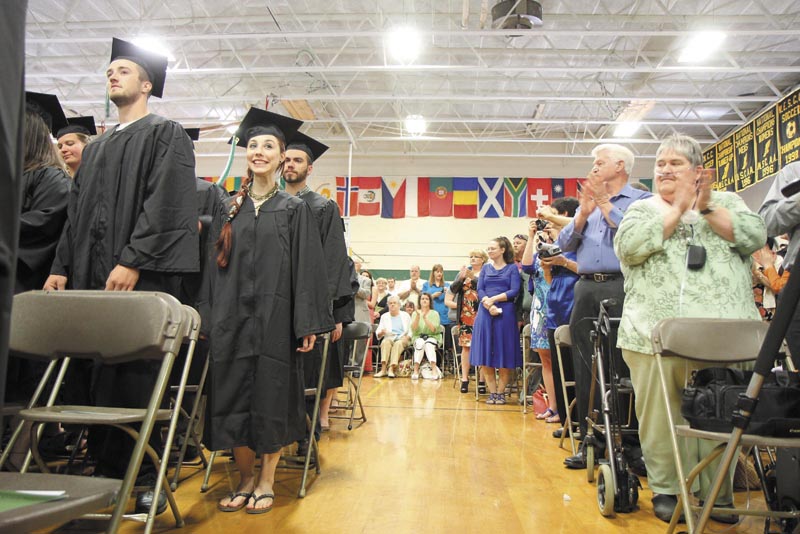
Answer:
299 335 329 498
200 450 218 492
171 356 210 490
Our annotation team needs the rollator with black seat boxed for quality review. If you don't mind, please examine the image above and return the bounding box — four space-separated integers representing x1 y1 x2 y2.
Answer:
582 298 641 516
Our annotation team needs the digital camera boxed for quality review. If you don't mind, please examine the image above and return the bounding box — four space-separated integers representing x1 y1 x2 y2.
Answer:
537 241 562 259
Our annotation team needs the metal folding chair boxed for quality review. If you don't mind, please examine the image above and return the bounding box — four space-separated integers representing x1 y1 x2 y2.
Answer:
2 290 195 534
650 317 796 533
554 324 578 454
331 322 371 430
521 324 542 413
169 353 210 491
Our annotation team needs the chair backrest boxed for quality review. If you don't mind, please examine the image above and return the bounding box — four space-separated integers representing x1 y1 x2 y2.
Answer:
10 290 185 364
651 318 768 363
341 321 372 342
554 324 571 347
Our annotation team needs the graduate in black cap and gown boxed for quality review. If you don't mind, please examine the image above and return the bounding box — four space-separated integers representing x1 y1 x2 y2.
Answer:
207 108 333 514
283 132 356 442
44 38 198 514
56 116 96 177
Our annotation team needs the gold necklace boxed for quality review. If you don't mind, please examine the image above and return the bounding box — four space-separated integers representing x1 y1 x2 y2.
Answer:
249 184 279 202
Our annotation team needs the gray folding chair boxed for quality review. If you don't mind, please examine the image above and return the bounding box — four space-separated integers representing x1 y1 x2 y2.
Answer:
649 318 800 533
4 290 193 534
554 324 577 454
331 322 372 430
521 324 542 413
169 354 210 491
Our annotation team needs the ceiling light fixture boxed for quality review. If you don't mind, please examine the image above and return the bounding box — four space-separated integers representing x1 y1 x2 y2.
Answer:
612 99 655 139
387 26 423 64
613 121 641 138
491 1 543 30
131 36 175 62
678 31 726 63
404 114 427 137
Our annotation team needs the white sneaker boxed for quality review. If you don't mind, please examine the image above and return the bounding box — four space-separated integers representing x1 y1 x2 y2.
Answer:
374 369 386 378
387 368 396 378
411 372 419 380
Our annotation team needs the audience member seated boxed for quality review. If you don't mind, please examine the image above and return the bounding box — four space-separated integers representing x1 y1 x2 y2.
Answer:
409 293 442 380
373 295 411 378
614 133 765 523
404 300 416 316
371 277 391 318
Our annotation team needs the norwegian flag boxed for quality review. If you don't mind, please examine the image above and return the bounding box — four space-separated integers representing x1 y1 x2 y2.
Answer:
336 176 359 217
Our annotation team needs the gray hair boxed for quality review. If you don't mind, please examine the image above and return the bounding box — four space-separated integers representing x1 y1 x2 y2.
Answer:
592 143 635 177
655 134 703 167
387 295 401 305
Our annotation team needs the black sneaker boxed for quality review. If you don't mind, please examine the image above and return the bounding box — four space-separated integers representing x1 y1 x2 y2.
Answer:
652 494 684 523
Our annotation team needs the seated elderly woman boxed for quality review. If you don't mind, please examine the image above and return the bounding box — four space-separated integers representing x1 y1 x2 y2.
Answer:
373 295 411 378
613 133 766 524
409 293 443 380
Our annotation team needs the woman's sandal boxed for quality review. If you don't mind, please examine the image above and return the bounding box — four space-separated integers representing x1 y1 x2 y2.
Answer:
545 412 561 424
460 381 469 393
478 381 487 395
246 493 275 514
495 393 507 405
536 408 557 420
485 393 496 405
217 491 252 512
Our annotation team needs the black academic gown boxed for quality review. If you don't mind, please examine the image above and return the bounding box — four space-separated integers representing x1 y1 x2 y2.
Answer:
16 166 70 293
49 113 199 479
51 114 199 290
206 191 334 454
298 190 356 393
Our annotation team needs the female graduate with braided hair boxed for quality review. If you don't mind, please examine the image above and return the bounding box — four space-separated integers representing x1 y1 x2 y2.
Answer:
207 109 334 515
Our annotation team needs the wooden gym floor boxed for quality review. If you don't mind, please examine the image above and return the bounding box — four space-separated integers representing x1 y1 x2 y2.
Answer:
49 374 767 533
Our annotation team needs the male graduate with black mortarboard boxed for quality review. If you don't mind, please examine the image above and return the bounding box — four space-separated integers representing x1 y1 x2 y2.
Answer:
45 37 199 515
283 132 356 453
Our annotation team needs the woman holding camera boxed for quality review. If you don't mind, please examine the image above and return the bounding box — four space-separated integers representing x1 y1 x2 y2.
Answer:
409 292 442 380
471 236 521 404
614 134 764 523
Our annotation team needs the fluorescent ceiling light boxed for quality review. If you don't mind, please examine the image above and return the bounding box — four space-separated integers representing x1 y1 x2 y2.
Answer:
131 36 175 62
678 31 726 63
404 114 427 136
613 121 641 138
387 26 422 64
226 124 239 134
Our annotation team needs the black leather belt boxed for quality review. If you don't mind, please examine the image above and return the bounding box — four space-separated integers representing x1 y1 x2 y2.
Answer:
580 273 621 282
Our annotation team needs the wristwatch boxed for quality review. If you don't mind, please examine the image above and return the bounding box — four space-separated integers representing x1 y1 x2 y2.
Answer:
700 203 716 215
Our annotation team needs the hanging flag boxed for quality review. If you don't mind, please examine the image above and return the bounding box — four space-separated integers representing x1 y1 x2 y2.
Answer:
551 178 579 199
222 176 243 193
336 176 359 217
428 177 453 217
478 177 504 218
504 178 527 217
453 177 478 219
357 177 382 216
527 178 552 214
413 177 430 217
381 177 406 218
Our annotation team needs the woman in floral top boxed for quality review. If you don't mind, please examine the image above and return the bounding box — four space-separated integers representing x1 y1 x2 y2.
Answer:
450 249 488 393
613 134 765 523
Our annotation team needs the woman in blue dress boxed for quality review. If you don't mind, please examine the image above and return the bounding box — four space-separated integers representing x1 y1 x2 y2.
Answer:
471 236 521 405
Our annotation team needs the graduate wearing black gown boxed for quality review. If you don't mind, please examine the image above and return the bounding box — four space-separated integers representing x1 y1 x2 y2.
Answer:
209 109 333 514
283 132 356 436
45 38 198 514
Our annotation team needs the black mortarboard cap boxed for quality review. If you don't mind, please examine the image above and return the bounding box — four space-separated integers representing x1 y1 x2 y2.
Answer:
57 116 97 138
184 128 200 141
26 91 68 135
110 37 168 98
286 131 329 163
230 108 303 148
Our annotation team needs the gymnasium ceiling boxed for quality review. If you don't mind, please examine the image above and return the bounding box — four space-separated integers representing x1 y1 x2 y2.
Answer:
24 0 800 163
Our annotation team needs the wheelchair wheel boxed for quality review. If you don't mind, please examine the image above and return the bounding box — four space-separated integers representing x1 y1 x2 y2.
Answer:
586 444 595 483
597 463 615 517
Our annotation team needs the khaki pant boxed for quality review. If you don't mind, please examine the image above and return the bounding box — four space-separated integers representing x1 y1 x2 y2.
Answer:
380 336 410 368
623 349 734 502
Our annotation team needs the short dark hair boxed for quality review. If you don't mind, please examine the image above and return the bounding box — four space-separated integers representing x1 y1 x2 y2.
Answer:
551 197 579 217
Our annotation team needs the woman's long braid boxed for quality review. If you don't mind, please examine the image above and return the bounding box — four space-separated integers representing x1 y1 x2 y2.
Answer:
215 176 252 268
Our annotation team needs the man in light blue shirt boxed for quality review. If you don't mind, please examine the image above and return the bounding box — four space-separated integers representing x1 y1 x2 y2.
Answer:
557 143 651 470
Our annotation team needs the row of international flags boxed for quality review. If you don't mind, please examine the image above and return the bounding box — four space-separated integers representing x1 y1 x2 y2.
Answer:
200 176 654 218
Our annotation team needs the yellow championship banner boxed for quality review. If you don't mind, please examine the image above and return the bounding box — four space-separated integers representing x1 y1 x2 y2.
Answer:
715 134 736 192
778 90 800 167
734 123 756 191
755 107 779 182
